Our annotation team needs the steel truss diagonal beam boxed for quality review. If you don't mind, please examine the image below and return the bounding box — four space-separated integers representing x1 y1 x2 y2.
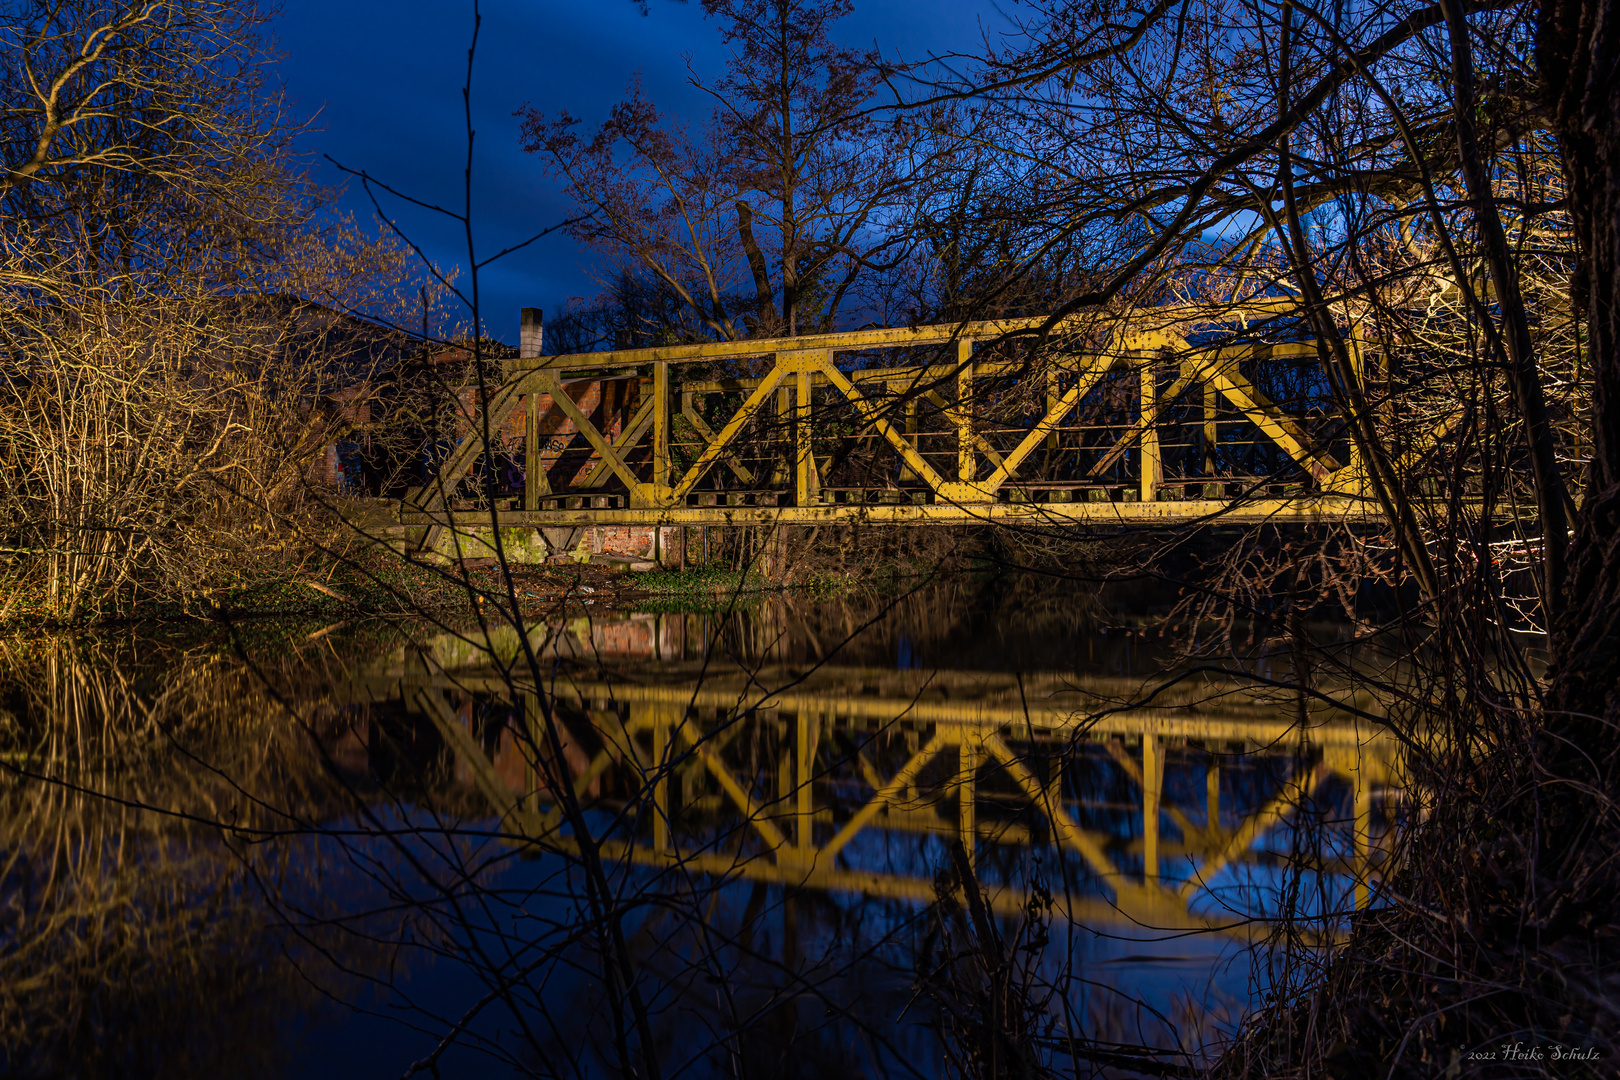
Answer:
1178 761 1332 901
578 394 654 489
815 356 952 493
682 728 791 852
985 356 1113 489
820 733 951 861
531 371 641 490
672 363 791 500
981 733 1118 882
681 397 757 485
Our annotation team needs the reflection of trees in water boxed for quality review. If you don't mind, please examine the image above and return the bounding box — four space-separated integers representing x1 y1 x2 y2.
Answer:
0 637 385 1079
705 572 1156 673
537 881 937 1078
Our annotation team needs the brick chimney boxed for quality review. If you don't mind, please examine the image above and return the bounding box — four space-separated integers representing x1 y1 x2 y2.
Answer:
520 307 544 359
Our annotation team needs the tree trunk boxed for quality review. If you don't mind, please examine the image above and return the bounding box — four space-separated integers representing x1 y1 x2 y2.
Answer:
1538 0 1620 872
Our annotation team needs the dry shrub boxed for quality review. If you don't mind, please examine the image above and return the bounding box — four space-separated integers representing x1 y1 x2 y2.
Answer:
0 0 437 622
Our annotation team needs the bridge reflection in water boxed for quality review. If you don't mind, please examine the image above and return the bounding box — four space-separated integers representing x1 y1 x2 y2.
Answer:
349 614 1400 941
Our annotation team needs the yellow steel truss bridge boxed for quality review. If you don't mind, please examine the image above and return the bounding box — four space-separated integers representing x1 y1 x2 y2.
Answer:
400 303 1384 553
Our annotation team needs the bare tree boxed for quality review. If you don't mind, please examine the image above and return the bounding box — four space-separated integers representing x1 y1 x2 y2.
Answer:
520 0 952 341
892 0 1617 1072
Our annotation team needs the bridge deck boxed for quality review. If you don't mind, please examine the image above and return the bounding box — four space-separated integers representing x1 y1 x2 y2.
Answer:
400 493 1377 529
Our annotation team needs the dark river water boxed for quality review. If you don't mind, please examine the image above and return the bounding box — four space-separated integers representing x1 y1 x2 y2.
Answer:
0 573 1400 1079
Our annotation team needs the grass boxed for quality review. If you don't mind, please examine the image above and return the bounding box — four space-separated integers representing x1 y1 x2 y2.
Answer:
0 541 911 631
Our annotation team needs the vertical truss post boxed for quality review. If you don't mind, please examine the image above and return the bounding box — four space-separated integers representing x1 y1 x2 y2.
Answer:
795 364 814 506
524 692 543 819
680 387 693 478
774 375 792 487
1345 326 1368 498
959 732 977 869
524 385 547 510
956 340 975 483
1206 753 1221 834
777 717 793 825
1046 368 1060 451
1046 747 1064 814
1203 377 1219 496
1140 360 1162 502
1143 734 1164 882
650 701 671 855
902 395 918 482
518 307 544 511
1354 751 1371 910
796 710 816 852
653 360 671 488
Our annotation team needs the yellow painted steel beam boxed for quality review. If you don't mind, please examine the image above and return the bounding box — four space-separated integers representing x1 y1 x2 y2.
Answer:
1088 367 1197 480
524 391 546 510
681 729 792 852
1203 379 1219 481
360 663 1396 755
795 361 816 505
795 712 819 852
959 736 978 869
578 394 654 489
1103 738 1203 850
545 686 1394 750
404 375 526 511
819 733 951 861
1397 404 1468 472
416 688 543 835
982 357 1113 491
521 318 1043 371
814 356 954 493
680 397 756 485
982 732 1118 881
512 298 1312 374
653 360 671 488
1190 345 1343 476
955 342 975 483
533 371 641 491
680 355 1104 396
1143 733 1164 880
1046 369 1060 451
578 838 1270 934
404 376 528 551
1177 762 1332 901
651 704 671 853
403 495 1378 530
671 361 791 501
924 389 1007 472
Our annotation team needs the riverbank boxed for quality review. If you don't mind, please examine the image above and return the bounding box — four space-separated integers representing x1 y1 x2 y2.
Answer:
0 550 820 631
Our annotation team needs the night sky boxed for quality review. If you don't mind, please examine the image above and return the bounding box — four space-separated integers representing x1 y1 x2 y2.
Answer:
271 0 1002 347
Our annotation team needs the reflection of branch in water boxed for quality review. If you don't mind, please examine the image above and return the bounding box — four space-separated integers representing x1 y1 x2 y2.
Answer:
0 639 317 1076
0 635 455 1079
